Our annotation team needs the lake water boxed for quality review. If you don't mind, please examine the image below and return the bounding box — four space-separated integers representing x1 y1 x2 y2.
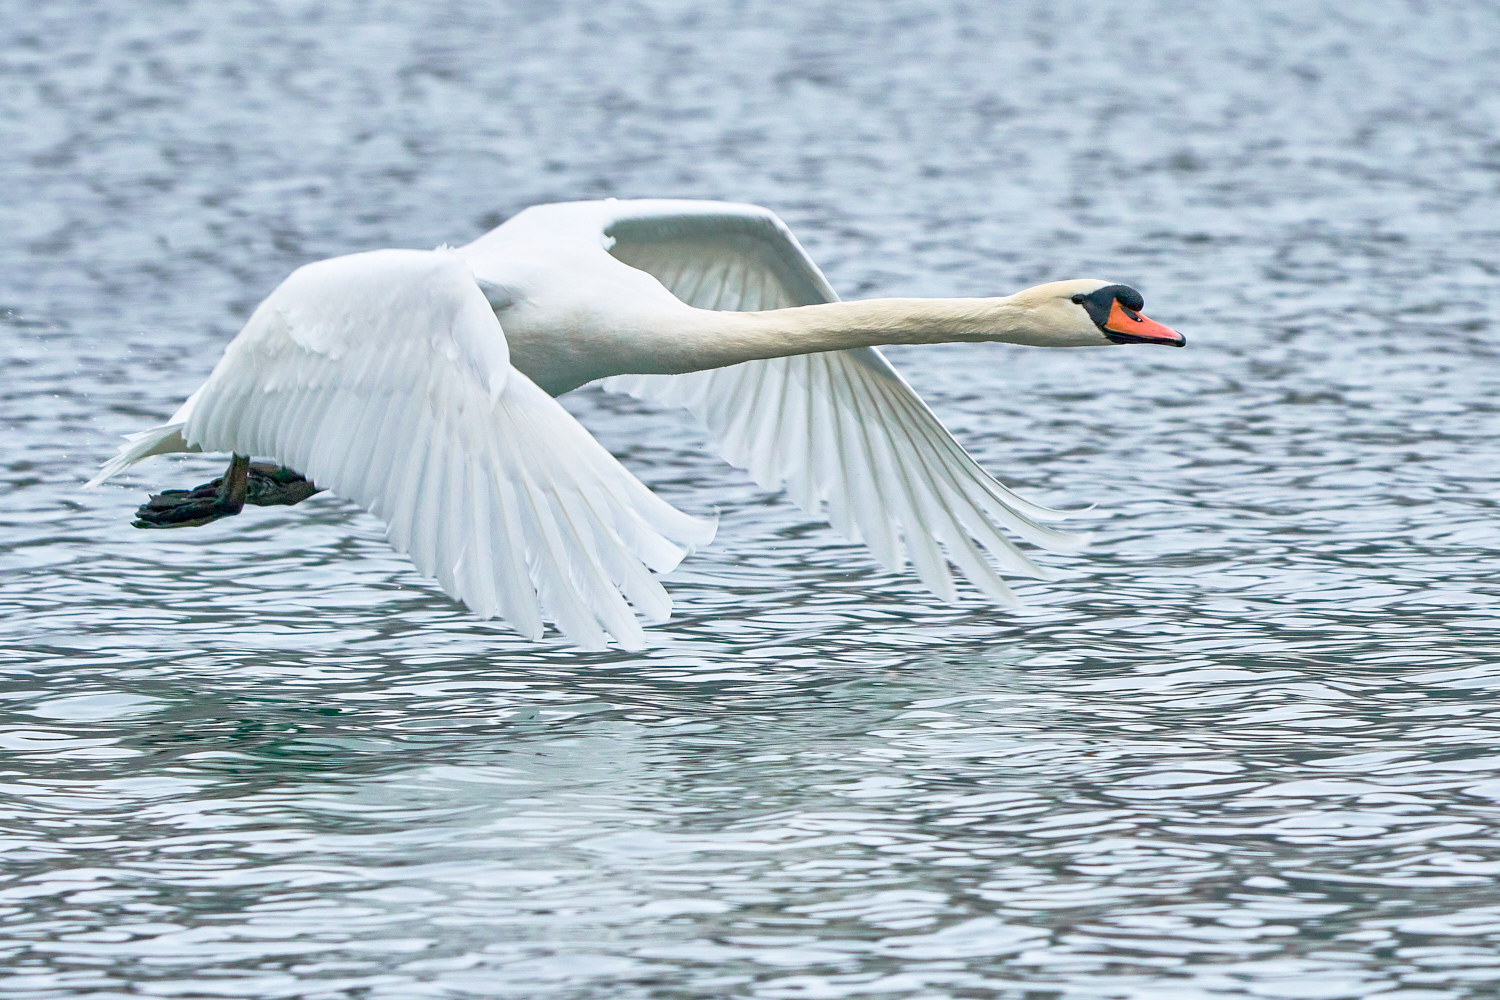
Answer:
4 1 1500 997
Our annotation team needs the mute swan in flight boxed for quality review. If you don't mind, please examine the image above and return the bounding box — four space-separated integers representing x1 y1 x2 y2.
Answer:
87 199 1184 649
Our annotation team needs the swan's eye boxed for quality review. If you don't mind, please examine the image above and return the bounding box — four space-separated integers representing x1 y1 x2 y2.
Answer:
1073 284 1143 332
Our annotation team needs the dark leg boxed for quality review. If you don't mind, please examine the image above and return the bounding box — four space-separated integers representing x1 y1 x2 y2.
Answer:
133 458 322 529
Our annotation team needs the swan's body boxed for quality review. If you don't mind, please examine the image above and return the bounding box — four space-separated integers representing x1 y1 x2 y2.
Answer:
87 199 1183 649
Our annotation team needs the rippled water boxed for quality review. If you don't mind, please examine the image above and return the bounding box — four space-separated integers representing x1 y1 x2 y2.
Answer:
5 1 1500 997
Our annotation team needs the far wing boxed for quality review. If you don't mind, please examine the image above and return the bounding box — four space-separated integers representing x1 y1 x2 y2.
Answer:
147 249 712 649
595 202 1083 604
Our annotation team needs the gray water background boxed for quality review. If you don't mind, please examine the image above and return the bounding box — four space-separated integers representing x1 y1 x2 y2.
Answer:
4 1 1500 997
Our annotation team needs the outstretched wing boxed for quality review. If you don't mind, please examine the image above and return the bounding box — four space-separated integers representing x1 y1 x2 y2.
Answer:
585 200 1083 604
94 248 714 649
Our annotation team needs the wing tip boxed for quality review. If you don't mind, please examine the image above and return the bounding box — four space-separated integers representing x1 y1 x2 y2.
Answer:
1032 501 1101 523
1038 529 1091 555
684 508 720 551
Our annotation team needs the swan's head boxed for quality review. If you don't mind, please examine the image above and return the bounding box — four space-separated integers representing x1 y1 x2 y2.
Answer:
1008 279 1185 348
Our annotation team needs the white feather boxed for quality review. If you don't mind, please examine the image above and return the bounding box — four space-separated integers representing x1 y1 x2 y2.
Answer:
90 248 714 649
590 201 1085 601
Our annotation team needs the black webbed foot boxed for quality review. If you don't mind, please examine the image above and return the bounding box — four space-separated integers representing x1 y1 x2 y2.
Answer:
134 454 250 529
134 485 236 528
132 457 321 530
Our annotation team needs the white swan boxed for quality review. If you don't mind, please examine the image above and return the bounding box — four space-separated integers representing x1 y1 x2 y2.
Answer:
86 199 1184 649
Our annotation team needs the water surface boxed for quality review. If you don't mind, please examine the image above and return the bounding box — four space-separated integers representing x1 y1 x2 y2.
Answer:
4 1 1500 997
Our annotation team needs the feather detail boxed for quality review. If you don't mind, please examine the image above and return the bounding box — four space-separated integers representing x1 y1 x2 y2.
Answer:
593 201 1083 603
89 248 713 649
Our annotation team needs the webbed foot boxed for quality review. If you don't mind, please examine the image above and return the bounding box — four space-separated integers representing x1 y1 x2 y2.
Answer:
134 454 250 529
132 458 322 529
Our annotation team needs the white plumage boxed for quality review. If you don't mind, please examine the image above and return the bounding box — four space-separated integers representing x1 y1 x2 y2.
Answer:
89 199 1184 649
598 216 1083 607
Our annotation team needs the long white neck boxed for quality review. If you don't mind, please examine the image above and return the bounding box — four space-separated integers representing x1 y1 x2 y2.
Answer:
642 296 1065 376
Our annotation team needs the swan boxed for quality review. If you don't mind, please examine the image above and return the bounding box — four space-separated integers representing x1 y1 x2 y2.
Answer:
86 198 1184 649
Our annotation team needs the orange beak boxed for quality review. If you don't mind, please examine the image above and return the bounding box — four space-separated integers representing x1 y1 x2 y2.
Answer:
1103 299 1185 347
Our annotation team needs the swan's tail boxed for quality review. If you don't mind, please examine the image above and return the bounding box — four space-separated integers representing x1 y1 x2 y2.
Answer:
84 422 196 488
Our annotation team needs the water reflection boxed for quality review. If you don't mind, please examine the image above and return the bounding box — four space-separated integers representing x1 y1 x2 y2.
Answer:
7 634 1500 994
